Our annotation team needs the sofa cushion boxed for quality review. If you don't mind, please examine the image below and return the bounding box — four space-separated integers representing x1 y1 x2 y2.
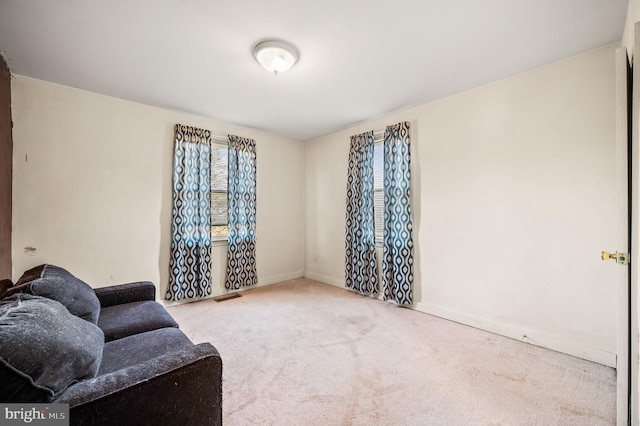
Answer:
0 294 104 402
5 264 100 324
98 300 179 342
0 278 12 296
99 327 193 375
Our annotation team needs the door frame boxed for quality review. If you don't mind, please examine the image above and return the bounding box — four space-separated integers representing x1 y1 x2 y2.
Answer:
616 46 632 426
629 22 640 425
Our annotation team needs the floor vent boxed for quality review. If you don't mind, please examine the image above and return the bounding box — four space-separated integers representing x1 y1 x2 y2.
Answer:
213 293 241 302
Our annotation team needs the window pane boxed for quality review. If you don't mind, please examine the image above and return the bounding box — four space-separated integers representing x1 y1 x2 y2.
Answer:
211 192 227 226
374 189 383 245
212 225 228 237
211 145 228 191
211 143 228 232
373 143 384 190
373 142 384 246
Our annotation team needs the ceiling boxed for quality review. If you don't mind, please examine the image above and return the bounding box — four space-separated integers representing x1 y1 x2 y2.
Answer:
0 0 629 141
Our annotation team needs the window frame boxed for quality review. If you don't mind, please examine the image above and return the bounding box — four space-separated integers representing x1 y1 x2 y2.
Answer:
210 140 229 241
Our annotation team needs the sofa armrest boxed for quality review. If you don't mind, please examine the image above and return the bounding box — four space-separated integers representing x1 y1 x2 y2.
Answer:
94 281 156 307
56 343 222 426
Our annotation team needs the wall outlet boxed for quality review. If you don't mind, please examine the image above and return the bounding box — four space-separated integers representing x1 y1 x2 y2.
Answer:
314 254 319 262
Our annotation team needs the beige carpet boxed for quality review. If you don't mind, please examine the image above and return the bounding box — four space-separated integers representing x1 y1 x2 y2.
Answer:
168 278 616 425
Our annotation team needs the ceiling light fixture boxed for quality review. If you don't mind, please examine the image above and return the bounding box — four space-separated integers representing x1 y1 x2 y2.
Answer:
253 39 299 75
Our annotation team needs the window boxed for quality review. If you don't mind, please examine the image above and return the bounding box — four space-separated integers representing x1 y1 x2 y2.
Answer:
373 139 384 246
210 143 228 238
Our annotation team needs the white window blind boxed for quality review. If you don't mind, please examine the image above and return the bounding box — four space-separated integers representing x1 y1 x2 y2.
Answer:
210 143 228 236
373 141 384 247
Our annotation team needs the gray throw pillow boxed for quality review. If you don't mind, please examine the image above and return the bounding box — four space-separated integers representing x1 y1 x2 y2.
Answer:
0 293 104 402
5 265 100 324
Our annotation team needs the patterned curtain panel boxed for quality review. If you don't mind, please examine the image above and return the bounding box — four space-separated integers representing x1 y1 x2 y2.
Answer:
382 122 414 305
166 124 212 301
345 131 379 296
225 135 258 289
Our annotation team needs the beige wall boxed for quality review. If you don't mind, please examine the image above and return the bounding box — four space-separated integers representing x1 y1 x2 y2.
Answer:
11 76 305 301
10 45 620 365
304 45 619 366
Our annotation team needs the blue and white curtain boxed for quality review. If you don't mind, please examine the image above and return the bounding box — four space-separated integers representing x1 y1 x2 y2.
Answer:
345 131 379 296
166 124 212 301
226 135 258 289
382 122 414 305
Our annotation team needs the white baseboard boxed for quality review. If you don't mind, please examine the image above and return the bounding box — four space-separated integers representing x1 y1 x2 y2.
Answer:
414 301 616 367
258 270 305 287
163 270 304 307
303 271 345 288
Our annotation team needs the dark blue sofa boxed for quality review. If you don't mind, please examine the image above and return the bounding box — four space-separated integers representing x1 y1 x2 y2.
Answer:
0 264 222 425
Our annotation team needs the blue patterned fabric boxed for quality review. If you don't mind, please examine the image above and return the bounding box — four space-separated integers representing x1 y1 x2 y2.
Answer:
382 122 414 305
166 124 212 301
226 135 258 289
345 131 379 296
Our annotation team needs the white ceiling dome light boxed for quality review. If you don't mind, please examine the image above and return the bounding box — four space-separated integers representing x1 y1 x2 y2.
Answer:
253 39 299 75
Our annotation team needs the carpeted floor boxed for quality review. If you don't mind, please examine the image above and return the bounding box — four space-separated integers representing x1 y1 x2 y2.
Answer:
168 278 616 425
